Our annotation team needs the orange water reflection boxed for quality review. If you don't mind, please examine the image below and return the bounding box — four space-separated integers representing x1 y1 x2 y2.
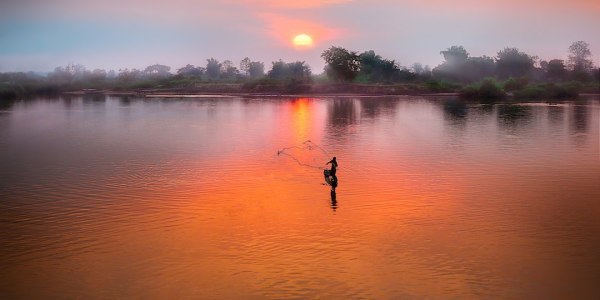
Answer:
0 96 599 298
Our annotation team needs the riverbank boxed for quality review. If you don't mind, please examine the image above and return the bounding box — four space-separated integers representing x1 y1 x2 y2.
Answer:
3 80 599 101
62 82 455 97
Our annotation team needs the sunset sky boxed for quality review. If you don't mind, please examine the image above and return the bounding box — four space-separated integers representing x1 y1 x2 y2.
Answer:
1 0 599 73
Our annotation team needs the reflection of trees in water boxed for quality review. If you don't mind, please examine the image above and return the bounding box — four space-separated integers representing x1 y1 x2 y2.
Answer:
547 105 565 125
327 99 358 128
82 94 106 103
497 104 532 128
571 104 588 134
117 96 132 106
443 99 468 125
0 99 16 110
359 97 397 119
476 104 494 115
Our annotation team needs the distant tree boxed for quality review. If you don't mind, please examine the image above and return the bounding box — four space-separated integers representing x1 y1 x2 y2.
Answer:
268 60 311 80
48 63 87 84
567 41 593 72
219 60 239 80
462 56 495 82
567 41 594 81
247 61 265 78
321 46 360 82
240 57 251 76
380 59 402 82
412 63 424 75
545 59 567 81
422 65 432 78
205 58 221 79
433 46 471 82
358 50 400 83
286 61 312 80
394 66 417 82
495 48 536 79
268 60 287 80
143 64 171 78
177 64 204 77
238 58 264 78
117 68 142 83
88 69 107 84
440 46 469 65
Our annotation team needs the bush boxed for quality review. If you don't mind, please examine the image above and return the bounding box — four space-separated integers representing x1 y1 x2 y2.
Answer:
503 77 529 91
513 85 545 99
283 78 311 94
425 80 461 92
460 78 506 100
514 82 580 99
0 88 18 100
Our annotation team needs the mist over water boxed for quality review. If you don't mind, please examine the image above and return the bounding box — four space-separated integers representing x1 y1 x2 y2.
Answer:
1 96 599 299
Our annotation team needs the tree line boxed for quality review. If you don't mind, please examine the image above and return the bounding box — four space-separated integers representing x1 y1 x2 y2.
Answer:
321 41 597 84
1 41 598 99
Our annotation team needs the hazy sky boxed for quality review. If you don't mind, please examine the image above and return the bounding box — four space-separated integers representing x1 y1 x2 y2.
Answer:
1 0 599 73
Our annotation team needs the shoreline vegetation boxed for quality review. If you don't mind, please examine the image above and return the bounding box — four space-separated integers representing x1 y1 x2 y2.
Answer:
2 42 599 102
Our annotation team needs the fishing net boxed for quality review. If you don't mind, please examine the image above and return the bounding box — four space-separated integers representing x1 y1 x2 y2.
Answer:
277 140 331 170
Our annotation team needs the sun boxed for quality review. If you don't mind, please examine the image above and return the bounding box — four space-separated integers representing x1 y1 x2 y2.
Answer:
293 34 313 47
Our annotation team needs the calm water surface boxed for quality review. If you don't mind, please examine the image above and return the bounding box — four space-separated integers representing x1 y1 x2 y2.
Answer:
1 95 599 299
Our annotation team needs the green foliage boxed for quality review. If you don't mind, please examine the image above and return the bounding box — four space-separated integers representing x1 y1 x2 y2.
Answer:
433 46 495 82
321 46 360 82
503 77 529 91
267 60 311 81
425 80 462 92
513 82 581 99
205 58 221 79
143 64 171 78
247 61 265 78
0 84 19 100
177 64 204 77
544 59 567 81
460 78 506 99
496 48 536 79
358 50 401 83
440 46 469 65
512 85 544 99
241 77 310 94
568 41 593 73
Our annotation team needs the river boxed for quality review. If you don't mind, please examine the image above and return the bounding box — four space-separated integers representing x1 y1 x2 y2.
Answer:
1 95 599 299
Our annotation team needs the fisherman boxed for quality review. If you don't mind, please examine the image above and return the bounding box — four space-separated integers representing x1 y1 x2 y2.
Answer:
326 157 338 183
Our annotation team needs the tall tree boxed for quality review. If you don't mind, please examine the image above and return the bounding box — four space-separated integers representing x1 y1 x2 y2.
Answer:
358 50 400 83
205 58 221 79
545 59 567 81
567 41 593 72
495 48 535 79
220 60 239 79
247 61 265 78
143 64 171 78
321 46 360 82
432 46 471 82
240 57 251 76
440 46 469 65
267 60 311 80
177 64 204 77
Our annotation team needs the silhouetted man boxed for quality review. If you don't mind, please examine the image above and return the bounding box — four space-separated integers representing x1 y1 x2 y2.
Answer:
326 157 338 183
